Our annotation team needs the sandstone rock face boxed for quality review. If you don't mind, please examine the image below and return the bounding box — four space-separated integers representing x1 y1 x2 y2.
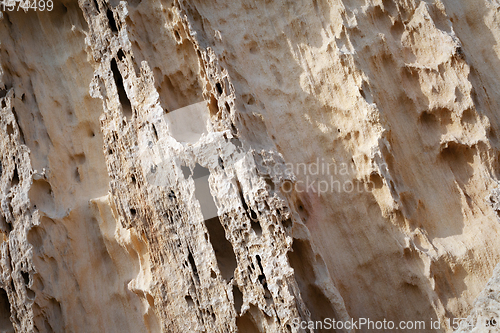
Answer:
1 0 500 332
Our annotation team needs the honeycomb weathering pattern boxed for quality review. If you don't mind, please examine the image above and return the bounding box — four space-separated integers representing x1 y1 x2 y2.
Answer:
0 0 500 332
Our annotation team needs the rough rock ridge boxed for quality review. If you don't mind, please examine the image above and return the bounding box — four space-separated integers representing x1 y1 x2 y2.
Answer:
1 0 500 332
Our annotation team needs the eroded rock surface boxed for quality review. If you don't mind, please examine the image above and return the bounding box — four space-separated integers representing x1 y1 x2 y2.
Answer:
1 0 500 332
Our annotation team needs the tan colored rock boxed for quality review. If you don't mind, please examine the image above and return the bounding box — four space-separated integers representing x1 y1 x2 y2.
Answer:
1 0 500 332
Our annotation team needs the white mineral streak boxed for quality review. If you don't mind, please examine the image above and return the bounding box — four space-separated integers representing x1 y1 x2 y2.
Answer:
0 0 500 332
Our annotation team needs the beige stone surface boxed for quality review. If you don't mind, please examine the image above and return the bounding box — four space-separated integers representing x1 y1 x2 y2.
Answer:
0 0 500 332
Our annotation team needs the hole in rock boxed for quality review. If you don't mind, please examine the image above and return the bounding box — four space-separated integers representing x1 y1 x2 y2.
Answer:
256 255 272 301
216 82 223 95
231 138 242 149
251 220 262 237
236 307 260 333
263 176 274 191
187 248 199 281
192 164 237 281
369 173 384 190
6 123 14 136
236 181 250 217
231 124 237 136
205 217 237 282
3 222 12 235
282 218 292 229
93 0 100 12
185 295 194 307
209 95 219 117
26 288 35 300
107 9 118 32
232 285 243 315
256 255 265 285
174 30 181 42
11 108 24 144
110 59 132 120
28 179 55 214
249 208 257 220
152 124 158 141
117 49 125 61
168 190 176 200
21 272 29 285
11 166 19 187
0 288 14 332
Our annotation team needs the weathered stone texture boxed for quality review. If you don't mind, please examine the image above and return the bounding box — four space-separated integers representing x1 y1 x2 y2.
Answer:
1 0 500 332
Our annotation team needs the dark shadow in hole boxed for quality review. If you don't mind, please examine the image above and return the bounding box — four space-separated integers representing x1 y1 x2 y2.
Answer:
187 248 199 282
107 9 118 32
21 272 29 285
0 288 14 332
10 108 24 144
216 82 223 95
251 220 262 237
117 49 125 61
11 165 19 187
205 217 237 282
232 284 243 315
152 124 158 141
110 59 132 120
185 295 194 307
